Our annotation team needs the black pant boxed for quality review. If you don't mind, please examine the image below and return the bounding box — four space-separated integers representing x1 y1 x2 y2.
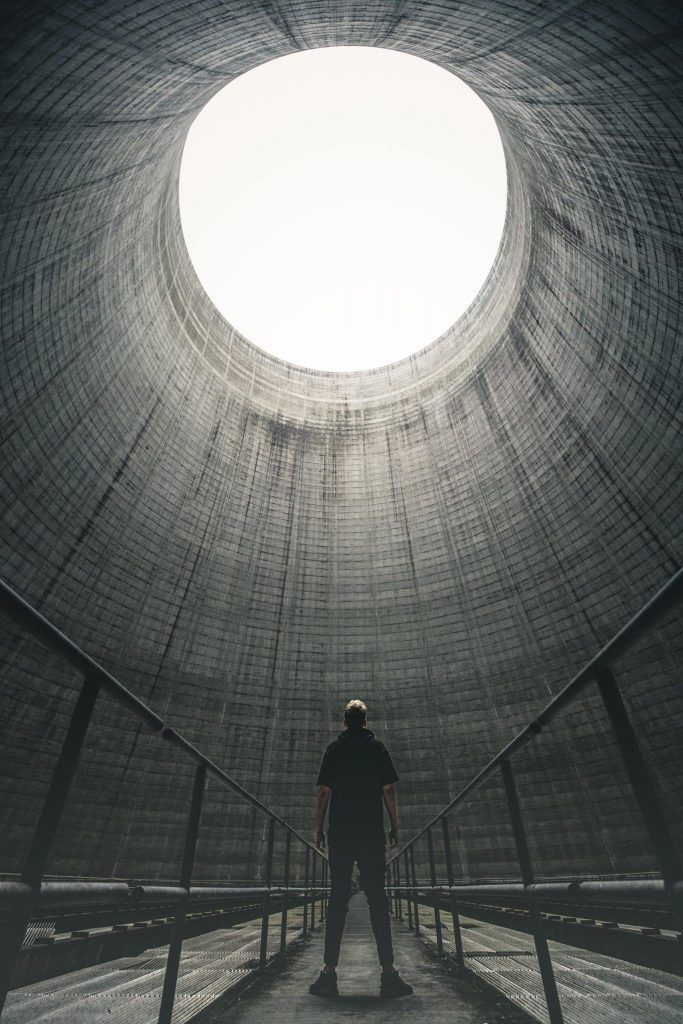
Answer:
323 833 394 968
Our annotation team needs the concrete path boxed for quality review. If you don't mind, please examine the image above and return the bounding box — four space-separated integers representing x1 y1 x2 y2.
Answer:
196 894 533 1023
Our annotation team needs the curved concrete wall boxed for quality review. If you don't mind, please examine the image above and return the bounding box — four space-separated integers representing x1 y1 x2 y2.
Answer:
1 1 681 884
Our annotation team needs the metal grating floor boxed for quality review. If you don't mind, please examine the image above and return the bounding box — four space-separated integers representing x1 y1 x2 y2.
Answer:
415 907 683 1024
6 903 682 1023
3 909 307 1024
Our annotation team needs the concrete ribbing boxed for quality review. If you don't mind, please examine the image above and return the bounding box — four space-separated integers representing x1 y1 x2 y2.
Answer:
0 1 681 885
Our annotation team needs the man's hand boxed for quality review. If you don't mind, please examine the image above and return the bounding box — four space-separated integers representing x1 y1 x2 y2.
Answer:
315 829 326 851
388 827 399 848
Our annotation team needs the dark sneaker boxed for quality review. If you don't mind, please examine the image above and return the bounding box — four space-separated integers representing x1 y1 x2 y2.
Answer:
309 969 339 998
380 970 414 998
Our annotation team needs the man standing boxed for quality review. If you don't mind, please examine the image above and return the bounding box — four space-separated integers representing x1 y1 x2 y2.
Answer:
308 699 414 998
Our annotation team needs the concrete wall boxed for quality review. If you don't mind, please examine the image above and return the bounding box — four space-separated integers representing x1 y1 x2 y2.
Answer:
0 1 681 885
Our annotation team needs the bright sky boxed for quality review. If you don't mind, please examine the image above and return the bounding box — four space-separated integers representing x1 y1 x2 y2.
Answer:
179 47 507 372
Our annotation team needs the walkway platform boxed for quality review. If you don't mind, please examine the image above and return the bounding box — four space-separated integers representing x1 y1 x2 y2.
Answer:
193 894 533 1024
415 905 683 1024
4 895 682 1023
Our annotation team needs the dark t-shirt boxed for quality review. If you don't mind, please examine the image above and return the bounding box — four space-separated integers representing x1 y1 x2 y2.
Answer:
316 727 398 840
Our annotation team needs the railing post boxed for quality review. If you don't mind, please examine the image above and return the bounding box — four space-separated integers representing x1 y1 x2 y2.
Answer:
501 760 564 1024
596 667 683 929
426 827 443 953
386 863 393 915
259 818 276 968
409 845 420 935
0 674 99 1017
310 852 317 930
158 763 206 1024
442 817 465 971
302 847 310 937
320 858 325 920
404 850 413 931
279 830 291 954
394 860 403 920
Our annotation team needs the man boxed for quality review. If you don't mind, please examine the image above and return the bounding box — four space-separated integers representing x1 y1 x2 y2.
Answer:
308 699 414 998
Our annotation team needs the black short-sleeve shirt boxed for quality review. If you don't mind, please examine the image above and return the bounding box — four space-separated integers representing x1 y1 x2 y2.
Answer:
316 728 398 840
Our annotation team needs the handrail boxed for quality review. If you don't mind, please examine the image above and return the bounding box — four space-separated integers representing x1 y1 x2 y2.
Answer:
0 579 164 731
389 566 683 860
0 576 330 1021
385 567 682 1024
2 569 681 1024
0 578 319 856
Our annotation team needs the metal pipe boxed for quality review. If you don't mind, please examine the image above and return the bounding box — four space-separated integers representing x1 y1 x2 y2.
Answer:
310 853 317 931
426 828 443 953
132 885 188 902
0 674 99 1018
387 568 683 865
597 667 683 929
0 580 163 733
386 863 394 915
259 819 276 968
404 851 413 931
448 879 668 905
394 860 402 921
302 848 310 938
0 881 130 907
409 846 420 936
158 763 206 1024
0 578 320 859
501 760 564 1024
162 730 320 855
442 817 465 971
280 831 291 953
186 886 291 899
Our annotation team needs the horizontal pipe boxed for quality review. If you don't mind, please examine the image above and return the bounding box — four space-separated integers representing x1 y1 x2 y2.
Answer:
0 880 134 908
529 880 668 905
0 880 330 910
187 886 323 898
387 879 669 908
37 882 131 905
389 567 683 862
129 885 188 902
12 876 663 912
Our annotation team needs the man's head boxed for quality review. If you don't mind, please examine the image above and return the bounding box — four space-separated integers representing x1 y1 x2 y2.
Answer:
344 698 367 729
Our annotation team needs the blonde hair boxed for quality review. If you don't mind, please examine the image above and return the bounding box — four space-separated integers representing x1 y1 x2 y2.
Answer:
344 699 367 726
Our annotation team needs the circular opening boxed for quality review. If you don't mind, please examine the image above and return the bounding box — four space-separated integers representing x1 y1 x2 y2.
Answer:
180 47 507 372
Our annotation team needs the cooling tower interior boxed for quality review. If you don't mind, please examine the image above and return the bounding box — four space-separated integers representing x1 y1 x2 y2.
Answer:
1 1 681 891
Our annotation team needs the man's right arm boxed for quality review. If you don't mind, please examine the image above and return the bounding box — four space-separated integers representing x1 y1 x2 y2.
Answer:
382 783 400 847
315 785 330 849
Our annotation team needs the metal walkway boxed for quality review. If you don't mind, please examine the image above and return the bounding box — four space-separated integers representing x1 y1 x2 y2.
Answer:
1 573 682 1024
3 909 308 1024
191 895 534 1024
415 905 683 1024
6 895 681 1024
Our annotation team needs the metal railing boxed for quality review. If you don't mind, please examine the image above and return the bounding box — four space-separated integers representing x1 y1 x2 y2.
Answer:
0 578 329 1020
386 567 683 1024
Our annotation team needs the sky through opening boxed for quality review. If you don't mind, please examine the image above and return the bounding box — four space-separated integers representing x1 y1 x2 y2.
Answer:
180 47 507 372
